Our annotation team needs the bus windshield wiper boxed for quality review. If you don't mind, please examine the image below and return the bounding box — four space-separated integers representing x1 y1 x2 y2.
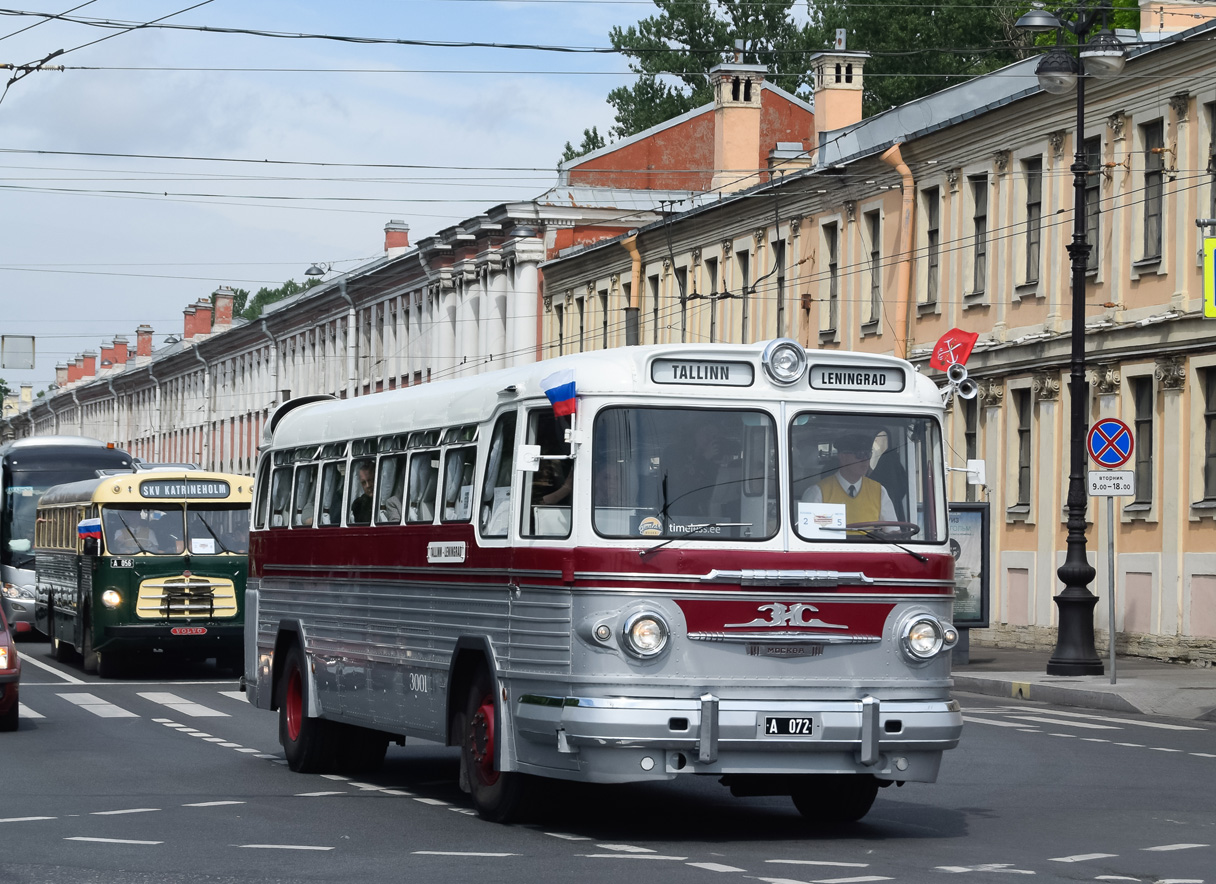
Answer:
190 510 230 554
822 525 928 563
640 522 750 557
113 512 150 555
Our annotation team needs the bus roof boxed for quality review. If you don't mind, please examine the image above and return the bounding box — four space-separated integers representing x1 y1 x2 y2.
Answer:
37 471 254 509
266 341 943 452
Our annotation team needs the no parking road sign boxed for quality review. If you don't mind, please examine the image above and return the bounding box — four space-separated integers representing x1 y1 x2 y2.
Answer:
1087 418 1133 468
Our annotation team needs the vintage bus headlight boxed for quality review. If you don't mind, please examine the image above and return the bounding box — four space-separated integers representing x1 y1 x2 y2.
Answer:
622 611 669 658
899 614 955 661
761 338 807 386
101 590 123 609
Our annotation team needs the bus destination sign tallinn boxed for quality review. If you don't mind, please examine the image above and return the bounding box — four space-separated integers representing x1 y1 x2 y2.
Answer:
651 359 755 387
809 365 906 393
140 480 231 500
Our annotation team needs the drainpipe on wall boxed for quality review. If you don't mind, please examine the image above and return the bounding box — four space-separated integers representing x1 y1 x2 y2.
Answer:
106 378 120 448
259 320 280 414
880 143 916 360
192 345 211 469
70 389 83 437
338 277 357 398
147 363 162 462
621 232 642 346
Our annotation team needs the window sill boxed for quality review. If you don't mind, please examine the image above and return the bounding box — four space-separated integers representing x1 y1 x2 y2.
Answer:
819 328 838 345
1013 282 1041 302
1131 256 1162 280
1190 499 1216 519
917 300 939 317
1006 503 1032 524
964 291 988 309
860 320 880 338
1122 501 1155 523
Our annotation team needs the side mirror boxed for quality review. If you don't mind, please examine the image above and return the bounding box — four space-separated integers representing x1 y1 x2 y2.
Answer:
516 444 541 473
966 459 986 486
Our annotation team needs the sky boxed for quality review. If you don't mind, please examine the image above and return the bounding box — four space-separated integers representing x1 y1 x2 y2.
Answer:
0 0 647 391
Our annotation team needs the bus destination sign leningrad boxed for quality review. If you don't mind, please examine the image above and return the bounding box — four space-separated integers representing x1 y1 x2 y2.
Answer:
651 359 755 386
808 364 906 393
140 479 231 499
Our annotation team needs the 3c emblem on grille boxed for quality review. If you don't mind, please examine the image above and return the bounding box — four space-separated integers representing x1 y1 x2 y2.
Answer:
725 603 848 630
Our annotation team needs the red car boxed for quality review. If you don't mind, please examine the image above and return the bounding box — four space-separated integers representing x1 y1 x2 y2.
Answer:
0 600 20 731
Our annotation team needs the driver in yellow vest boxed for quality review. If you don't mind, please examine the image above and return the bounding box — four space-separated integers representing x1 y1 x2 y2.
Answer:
801 432 897 523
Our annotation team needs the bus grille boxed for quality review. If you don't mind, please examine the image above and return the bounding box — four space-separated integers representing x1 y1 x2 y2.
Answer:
136 575 238 620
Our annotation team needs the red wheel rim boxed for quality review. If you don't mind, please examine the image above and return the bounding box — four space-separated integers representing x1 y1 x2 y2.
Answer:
286 667 303 742
469 693 499 786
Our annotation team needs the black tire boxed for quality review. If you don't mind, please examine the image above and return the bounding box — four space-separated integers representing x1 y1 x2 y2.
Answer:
98 650 127 679
460 668 531 823
334 724 391 775
791 775 879 825
0 695 18 732
80 611 98 674
277 644 337 773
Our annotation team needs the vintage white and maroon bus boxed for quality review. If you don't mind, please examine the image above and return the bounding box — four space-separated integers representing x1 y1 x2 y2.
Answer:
244 339 963 824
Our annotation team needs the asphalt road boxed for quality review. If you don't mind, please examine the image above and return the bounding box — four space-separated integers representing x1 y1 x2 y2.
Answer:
4 641 1214 884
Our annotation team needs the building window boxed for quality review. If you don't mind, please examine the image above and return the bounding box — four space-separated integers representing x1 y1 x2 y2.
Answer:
704 256 719 343
1205 369 1216 501
1142 120 1164 260
648 273 660 345
774 238 787 338
1131 377 1153 504
553 303 564 356
824 222 839 332
1023 158 1042 283
736 249 751 343
598 289 609 349
575 296 585 353
923 187 940 305
1015 389 1032 506
675 266 688 343
1084 137 1101 273
970 175 988 294
964 397 979 503
865 210 881 324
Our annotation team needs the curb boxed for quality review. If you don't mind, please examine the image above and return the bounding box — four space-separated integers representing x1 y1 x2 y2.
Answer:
952 675 1142 714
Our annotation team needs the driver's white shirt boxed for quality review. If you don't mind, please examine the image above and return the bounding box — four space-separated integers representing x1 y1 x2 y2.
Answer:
801 472 897 522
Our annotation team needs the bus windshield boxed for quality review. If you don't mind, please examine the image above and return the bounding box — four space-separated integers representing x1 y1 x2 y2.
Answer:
102 504 249 555
592 406 778 541
4 468 104 568
789 412 945 544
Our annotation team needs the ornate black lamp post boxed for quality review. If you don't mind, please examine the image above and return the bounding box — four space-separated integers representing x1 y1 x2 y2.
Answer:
1016 3 1126 675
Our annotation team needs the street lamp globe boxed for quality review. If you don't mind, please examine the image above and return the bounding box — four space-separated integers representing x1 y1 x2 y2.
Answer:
1015 8 1063 30
1035 49 1080 94
1080 31 1127 77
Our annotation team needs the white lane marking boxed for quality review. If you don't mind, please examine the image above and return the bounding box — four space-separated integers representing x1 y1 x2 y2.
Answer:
1081 738 1111 743
1142 843 1209 851
413 851 519 857
598 844 656 853
255 754 278 759
218 743 242 748
183 801 245 807
962 716 1039 729
137 692 228 718
320 774 349 781
348 782 386 791
1005 715 1120 730
545 833 593 841
809 877 892 884
1 816 56 823
218 691 247 701
1049 852 1117 862
413 798 450 806
66 837 162 845
203 737 227 743
239 844 333 851
1192 753 1216 758
57 693 137 718
1049 733 1078 738
1114 742 1145 748
235 748 261 754
768 860 870 868
937 864 1034 874
381 789 413 796
1095 877 1140 882
755 878 812 884
18 704 44 719
90 808 160 815
1150 748 1184 753
187 732 213 738
449 808 476 815
580 854 688 861
972 707 1202 731
18 653 86 684
296 791 347 797
687 863 745 873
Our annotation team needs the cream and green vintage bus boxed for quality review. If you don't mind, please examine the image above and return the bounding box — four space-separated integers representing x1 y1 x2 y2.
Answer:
34 470 252 677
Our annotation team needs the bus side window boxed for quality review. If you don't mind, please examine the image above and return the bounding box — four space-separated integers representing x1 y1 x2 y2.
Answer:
348 458 376 526
521 409 572 538
441 446 476 522
479 412 515 537
406 450 438 523
318 461 345 526
254 460 272 529
269 467 293 528
376 454 406 525
292 464 318 527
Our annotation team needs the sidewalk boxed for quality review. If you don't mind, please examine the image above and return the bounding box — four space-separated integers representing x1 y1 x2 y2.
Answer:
951 644 1216 722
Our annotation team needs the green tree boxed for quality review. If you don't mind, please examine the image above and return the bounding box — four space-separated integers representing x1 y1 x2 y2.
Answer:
560 126 608 165
234 278 322 321
606 0 820 139
0 377 11 401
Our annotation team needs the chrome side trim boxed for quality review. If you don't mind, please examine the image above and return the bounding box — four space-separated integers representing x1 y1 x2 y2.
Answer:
688 631 881 644
702 569 874 587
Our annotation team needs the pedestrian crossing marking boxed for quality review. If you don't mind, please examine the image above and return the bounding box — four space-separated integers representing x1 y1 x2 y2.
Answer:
137 692 228 717
57 693 137 718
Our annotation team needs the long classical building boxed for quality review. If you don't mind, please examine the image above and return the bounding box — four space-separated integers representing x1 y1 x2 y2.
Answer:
537 20 1216 663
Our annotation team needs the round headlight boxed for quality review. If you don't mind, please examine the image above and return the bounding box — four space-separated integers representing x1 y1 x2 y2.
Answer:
622 611 669 658
101 589 123 609
904 617 943 659
761 338 808 386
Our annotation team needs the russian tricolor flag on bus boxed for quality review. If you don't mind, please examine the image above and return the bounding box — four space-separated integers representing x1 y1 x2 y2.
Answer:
541 369 577 417
77 518 102 541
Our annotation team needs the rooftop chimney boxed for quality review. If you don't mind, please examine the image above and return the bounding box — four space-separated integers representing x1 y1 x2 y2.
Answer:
112 335 129 365
55 363 68 388
183 304 198 340
212 287 235 330
81 350 97 379
136 324 154 359
67 357 82 384
810 50 869 148
385 219 411 257
193 299 213 338
708 62 768 194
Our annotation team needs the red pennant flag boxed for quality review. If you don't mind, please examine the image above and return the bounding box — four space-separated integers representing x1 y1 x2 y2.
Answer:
929 328 979 371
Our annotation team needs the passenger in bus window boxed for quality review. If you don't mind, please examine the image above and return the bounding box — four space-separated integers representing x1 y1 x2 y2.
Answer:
801 432 896 522
318 462 345 526
349 460 375 525
535 459 572 506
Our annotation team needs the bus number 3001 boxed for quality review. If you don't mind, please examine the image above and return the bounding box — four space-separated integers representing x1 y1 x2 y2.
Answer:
764 716 815 736
409 672 430 693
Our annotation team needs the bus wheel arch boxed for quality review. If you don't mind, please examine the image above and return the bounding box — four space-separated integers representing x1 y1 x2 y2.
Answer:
269 621 306 713
276 641 337 773
80 605 98 674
